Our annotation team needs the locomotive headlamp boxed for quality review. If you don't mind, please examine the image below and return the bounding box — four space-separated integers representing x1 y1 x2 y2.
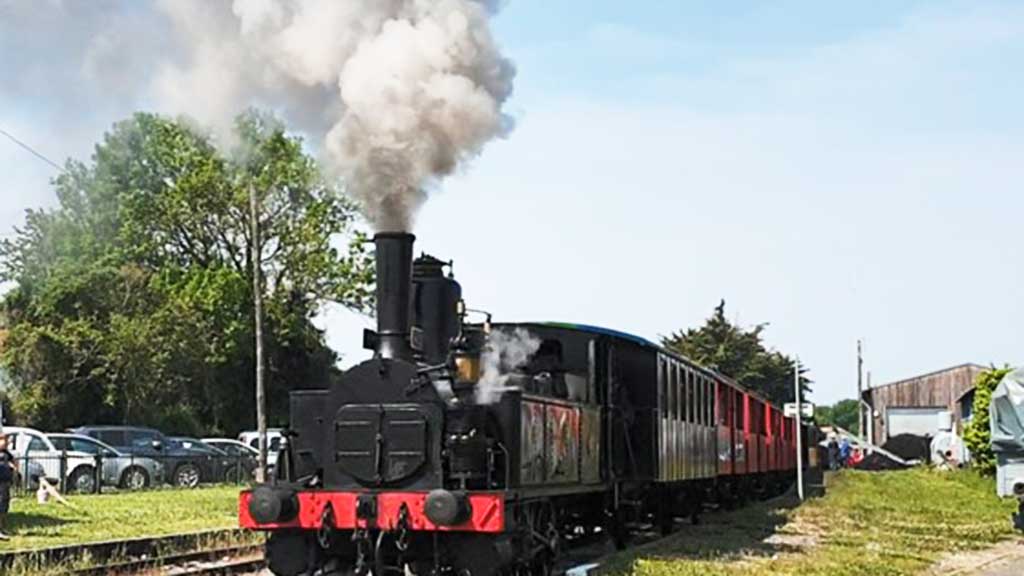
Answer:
424 489 471 526
454 353 481 383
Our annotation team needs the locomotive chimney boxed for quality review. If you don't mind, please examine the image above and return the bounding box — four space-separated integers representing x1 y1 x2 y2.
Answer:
373 232 415 360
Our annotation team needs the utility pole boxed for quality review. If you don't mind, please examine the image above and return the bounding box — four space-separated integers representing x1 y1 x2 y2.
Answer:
794 357 804 501
857 340 864 442
250 186 268 484
866 371 873 446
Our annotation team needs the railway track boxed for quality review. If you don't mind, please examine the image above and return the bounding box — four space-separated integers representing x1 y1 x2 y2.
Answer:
0 529 262 575
70 543 264 575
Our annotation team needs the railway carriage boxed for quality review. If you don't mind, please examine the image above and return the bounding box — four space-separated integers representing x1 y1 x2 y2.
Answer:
240 233 806 576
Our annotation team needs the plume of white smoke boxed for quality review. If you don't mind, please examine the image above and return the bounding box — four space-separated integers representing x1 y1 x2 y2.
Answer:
476 328 540 404
0 0 515 232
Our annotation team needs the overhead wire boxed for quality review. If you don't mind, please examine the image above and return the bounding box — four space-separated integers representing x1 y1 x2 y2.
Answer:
0 126 65 173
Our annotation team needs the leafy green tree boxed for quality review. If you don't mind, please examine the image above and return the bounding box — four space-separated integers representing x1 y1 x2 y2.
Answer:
0 111 372 434
814 399 860 434
964 366 1013 475
661 300 810 405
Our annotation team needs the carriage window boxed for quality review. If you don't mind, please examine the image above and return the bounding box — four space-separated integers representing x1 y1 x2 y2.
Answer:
697 376 705 425
702 377 710 426
684 370 693 423
709 381 715 425
696 375 704 424
700 379 708 424
703 378 711 426
718 384 728 426
734 391 742 430
676 364 684 421
669 361 677 420
658 358 668 417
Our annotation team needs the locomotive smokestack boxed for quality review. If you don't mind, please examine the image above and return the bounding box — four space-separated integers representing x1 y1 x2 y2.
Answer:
374 232 415 360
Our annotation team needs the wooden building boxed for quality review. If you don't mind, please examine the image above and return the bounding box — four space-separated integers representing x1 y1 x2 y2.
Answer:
862 363 985 445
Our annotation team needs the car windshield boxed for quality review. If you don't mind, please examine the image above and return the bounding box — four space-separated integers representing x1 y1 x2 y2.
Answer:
50 435 121 456
171 437 226 455
248 437 281 451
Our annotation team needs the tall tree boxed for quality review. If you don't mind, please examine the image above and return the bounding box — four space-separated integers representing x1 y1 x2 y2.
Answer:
814 399 860 434
661 300 810 404
0 111 372 434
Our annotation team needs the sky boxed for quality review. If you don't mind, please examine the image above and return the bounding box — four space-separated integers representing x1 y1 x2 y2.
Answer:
2 1 1022 404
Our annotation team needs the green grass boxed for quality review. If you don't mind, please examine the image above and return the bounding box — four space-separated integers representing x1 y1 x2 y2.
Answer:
0 485 245 551
601 469 1019 576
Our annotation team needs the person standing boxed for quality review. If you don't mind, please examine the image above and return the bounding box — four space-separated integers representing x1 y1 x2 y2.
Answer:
839 437 852 469
0 432 17 540
827 436 839 471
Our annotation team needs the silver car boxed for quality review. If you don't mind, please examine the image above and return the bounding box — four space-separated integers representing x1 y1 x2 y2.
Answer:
47 433 165 490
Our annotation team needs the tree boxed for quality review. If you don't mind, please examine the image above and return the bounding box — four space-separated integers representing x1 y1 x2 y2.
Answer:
964 366 1013 475
661 300 810 405
814 399 860 434
0 111 372 434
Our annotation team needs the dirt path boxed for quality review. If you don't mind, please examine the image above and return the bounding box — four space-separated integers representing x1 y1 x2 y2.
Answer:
925 539 1024 576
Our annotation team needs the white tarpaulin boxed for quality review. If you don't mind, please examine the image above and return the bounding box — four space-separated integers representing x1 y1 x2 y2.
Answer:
991 367 1024 454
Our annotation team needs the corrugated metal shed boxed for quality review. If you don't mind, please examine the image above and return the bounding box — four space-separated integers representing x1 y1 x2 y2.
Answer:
863 363 985 445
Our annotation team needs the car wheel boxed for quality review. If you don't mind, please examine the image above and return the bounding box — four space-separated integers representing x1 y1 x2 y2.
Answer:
174 463 201 488
120 466 150 490
224 465 241 484
68 466 98 494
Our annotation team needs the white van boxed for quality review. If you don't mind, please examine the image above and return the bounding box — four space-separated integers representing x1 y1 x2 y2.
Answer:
237 429 285 471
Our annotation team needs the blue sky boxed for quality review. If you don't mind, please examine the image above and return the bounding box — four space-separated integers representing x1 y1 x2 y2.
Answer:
2 1 1022 404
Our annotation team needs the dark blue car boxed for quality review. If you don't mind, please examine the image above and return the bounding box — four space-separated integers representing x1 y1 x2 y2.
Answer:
70 425 229 488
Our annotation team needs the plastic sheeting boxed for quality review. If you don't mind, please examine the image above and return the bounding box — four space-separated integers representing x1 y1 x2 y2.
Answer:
991 367 1024 454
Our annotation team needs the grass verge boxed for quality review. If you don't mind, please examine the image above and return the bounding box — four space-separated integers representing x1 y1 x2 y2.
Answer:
601 469 1018 576
0 485 245 551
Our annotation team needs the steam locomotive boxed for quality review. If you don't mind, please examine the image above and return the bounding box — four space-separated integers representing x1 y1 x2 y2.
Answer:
240 233 803 576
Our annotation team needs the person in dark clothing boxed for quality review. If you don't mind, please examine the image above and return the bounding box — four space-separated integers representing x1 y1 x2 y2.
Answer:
0 433 16 540
827 437 840 471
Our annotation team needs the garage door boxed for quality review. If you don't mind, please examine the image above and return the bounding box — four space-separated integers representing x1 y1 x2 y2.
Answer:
887 407 944 437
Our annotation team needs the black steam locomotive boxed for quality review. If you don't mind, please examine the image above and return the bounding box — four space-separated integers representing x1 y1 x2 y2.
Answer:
241 233 802 576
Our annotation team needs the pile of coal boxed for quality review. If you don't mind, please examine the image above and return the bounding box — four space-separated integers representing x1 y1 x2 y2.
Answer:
881 434 931 461
855 451 910 471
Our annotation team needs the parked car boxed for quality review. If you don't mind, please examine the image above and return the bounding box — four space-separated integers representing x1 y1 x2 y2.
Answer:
47 433 164 490
11 459 46 492
4 426 102 493
167 437 252 483
237 429 285 470
201 438 260 481
70 425 225 488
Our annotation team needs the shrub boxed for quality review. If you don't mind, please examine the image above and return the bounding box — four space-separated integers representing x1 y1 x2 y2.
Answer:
964 366 1013 475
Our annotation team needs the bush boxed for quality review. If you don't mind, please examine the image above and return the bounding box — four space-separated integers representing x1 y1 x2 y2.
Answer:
964 366 1013 475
